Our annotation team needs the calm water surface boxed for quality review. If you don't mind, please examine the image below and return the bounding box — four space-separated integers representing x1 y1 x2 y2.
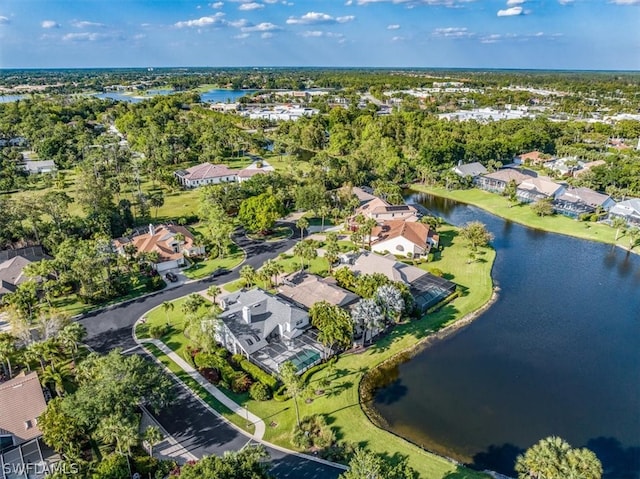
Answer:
93 88 256 104
373 193 640 478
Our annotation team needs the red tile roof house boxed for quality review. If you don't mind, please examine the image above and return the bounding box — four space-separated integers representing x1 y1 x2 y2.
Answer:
175 163 238 188
370 220 439 258
0 372 47 450
114 224 205 272
350 197 420 228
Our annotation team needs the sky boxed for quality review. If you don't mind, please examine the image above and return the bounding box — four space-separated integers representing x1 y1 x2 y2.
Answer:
0 0 639 70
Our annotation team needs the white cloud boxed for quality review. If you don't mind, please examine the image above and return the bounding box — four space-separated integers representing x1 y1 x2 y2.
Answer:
63 32 116 42
611 0 640 4
133 33 146 40
211 1 224 7
480 33 502 43
239 2 264 10
229 19 249 27
41 20 60 29
0 16 9 25
392 35 405 41
174 13 225 28
300 30 344 38
558 0 573 4
497 6 523 15
241 21 280 31
432 26 473 38
506 0 525 5
234 32 250 38
71 20 105 28
286 11 355 24
355 0 475 6
261 32 273 38
387 24 400 29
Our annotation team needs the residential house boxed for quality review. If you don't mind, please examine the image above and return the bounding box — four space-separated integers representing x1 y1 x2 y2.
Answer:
544 157 581 177
277 272 359 310
0 372 47 451
370 220 438 258
113 224 204 272
0 246 50 299
574 160 606 177
346 252 456 312
516 150 547 166
453 161 487 179
475 168 536 194
352 197 419 225
351 186 378 205
608 198 640 226
553 187 615 218
22 160 57 175
174 163 238 188
516 177 565 204
217 289 323 374
237 160 275 183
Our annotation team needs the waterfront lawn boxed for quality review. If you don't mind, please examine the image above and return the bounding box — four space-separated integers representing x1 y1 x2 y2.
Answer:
140 222 493 479
412 185 623 246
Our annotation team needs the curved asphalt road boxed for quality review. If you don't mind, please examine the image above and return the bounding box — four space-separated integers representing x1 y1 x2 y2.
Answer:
79 224 343 479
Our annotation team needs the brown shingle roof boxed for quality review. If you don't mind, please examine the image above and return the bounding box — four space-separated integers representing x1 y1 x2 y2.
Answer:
278 272 358 310
181 163 238 181
482 169 533 185
0 372 47 444
372 220 430 250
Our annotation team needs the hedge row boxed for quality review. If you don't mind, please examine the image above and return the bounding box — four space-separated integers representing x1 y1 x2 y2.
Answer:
238 358 279 390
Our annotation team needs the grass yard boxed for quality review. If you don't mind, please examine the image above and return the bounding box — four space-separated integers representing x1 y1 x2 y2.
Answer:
411 185 634 250
145 221 494 478
183 243 245 280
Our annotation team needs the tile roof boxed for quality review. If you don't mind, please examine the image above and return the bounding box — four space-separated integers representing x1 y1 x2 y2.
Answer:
114 225 195 263
0 256 34 297
177 163 238 181
347 251 427 284
277 272 359 310
517 150 544 162
610 198 640 217
0 372 47 444
482 168 535 185
454 162 487 177
558 187 612 207
372 220 430 250
518 177 563 197
355 197 390 216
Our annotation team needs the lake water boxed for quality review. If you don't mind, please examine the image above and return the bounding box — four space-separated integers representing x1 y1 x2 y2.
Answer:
0 95 25 103
93 88 257 104
373 192 640 478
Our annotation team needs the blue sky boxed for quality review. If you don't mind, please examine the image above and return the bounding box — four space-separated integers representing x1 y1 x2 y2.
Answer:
0 0 638 70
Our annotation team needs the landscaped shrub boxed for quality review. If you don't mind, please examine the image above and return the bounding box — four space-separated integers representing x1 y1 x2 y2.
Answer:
149 275 165 291
232 372 253 393
182 350 196 368
238 358 278 390
249 382 271 401
291 414 336 451
428 267 444 277
194 352 223 370
319 441 357 464
149 323 170 339
199 367 221 384
273 384 289 401
299 359 332 384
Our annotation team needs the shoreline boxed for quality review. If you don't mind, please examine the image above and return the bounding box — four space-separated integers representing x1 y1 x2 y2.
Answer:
410 184 640 256
359 287 500 463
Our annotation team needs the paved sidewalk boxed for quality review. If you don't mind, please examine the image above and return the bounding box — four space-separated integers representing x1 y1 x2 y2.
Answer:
139 338 266 440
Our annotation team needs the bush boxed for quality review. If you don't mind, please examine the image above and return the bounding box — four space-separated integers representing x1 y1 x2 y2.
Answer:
238 358 278 390
291 414 335 451
273 384 289 402
194 352 222 370
149 275 165 291
232 372 252 393
182 350 196 368
200 367 221 384
428 267 443 277
149 323 170 339
249 382 271 401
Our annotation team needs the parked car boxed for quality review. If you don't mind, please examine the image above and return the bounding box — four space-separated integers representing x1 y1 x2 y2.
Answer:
165 271 179 282
211 267 230 277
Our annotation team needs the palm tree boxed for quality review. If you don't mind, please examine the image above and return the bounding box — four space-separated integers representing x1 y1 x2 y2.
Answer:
56 323 86 363
279 361 304 428
181 294 206 318
240 264 257 288
318 205 331 232
143 426 163 458
207 285 221 302
0 333 16 378
296 217 309 240
627 226 640 250
293 240 317 271
375 284 405 324
611 216 627 241
515 436 602 479
95 415 139 476
351 299 385 346
41 364 72 397
161 300 175 322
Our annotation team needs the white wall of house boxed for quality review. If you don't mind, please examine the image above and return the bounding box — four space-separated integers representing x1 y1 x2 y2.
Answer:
182 174 238 188
155 259 181 272
371 236 425 257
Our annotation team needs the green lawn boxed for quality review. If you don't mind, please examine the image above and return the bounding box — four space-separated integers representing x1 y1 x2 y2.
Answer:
411 185 635 250
143 222 493 479
183 243 245 280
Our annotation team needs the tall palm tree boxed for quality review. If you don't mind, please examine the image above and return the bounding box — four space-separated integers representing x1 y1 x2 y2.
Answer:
296 217 309 240
143 426 163 458
240 265 257 288
351 299 384 346
0 333 16 378
627 226 640 250
41 364 72 397
57 323 86 363
207 285 221 302
161 300 175 322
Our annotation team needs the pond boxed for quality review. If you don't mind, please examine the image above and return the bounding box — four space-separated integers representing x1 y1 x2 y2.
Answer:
372 192 640 478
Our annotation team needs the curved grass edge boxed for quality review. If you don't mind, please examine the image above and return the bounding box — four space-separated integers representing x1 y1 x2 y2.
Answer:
410 184 639 255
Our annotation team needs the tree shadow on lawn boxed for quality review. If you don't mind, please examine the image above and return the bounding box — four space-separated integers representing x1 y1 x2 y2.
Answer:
324 380 354 399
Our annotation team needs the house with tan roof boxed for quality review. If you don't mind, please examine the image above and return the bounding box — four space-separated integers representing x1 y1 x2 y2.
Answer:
114 224 204 272
516 176 566 203
175 162 238 188
345 252 456 312
237 160 275 183
516 150 548 165
609 198 640 226
370 220 438 258
352 197 419 226
476 168 536 194
0 372 47 450
277 272 359 310
0 246 50 299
